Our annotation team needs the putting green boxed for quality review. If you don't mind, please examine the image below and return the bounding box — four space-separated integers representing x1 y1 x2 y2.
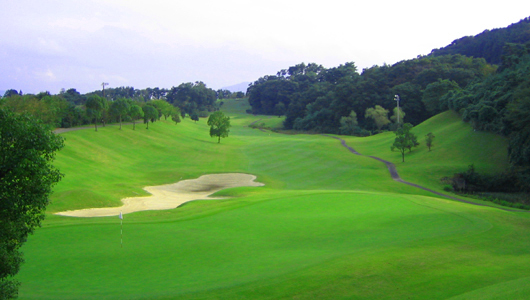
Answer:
18 191 492 299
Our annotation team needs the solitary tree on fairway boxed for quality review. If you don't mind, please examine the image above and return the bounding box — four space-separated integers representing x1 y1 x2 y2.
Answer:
207 111 231 143
391 123 419 162
425 132 435 151
0 109 64 299
129 104 144 130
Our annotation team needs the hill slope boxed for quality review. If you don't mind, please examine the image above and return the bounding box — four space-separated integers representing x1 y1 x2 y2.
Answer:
15 103 530 300
430 17 530 64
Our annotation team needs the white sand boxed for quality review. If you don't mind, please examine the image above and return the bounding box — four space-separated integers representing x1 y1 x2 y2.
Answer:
55 173 264 217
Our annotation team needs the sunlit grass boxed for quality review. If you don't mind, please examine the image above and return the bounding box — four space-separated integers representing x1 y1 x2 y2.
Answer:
16 101 530 300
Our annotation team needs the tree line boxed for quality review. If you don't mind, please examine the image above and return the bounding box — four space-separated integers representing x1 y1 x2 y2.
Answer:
0 81 238 130
430 17 530 65
247 55 495 135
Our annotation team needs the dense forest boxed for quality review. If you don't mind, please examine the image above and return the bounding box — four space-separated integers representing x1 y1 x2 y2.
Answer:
430 17 530 64
247 55 496 134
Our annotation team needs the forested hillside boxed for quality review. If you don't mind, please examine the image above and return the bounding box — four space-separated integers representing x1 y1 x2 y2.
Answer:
430 17 530 64
247 56 495 134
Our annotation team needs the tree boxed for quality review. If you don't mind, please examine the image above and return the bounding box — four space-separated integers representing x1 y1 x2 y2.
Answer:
2 89 19 98
273 102 286 117
171 107 182 125
109 98 130 130
422 79 461 114
190 111 199 123
85 95 106 131
151 100 173 120
391 123 419 162
207 111 231 143
142 105 158 129
425 132 435 151
339 110 358 135
365 105 390 131
390 106 406 127
129 105 144 130
0 109 64 299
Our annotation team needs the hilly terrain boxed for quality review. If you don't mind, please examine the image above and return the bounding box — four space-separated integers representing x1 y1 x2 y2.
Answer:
15 99 530 300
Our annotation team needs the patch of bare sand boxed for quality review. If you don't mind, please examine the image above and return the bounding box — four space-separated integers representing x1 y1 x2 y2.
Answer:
55 173 264 217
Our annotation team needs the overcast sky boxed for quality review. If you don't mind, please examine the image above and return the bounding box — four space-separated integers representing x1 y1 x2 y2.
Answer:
1 1 529 95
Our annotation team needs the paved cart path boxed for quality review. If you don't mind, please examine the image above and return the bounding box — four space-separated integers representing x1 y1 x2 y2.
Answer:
323 135 526 213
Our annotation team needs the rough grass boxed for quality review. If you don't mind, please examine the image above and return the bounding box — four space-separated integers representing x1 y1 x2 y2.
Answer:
16 102 530 300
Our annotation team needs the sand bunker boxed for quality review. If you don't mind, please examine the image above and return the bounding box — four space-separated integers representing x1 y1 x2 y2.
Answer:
56 173 264 218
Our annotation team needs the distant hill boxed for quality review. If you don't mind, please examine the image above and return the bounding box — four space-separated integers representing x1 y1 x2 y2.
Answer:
221 82 250 93
430 17 530 64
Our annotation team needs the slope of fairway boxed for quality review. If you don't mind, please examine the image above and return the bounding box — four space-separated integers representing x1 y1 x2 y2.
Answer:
49 118 248 212
16 103 530 300
343 110 509 195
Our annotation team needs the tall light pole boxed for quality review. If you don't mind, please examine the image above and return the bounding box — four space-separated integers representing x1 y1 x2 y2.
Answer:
102 82 109 98
394 94 400 127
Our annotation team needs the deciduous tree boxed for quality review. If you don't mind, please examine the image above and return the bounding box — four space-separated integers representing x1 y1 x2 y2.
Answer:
391 123 419 162
129 104 144 130
339 110 358 135
171 107 181 125
425 132 435 151
0 109 64 299
110 98 130 130
85 95 106 131
142 105 158 129
207 111 231 143
365 105 390 131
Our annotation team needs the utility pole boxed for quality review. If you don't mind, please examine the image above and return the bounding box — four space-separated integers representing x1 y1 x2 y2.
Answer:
102 82 109 98
394 94 400 127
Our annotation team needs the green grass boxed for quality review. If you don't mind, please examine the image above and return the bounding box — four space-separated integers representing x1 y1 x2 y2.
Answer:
344 111 509 195
16 102 530 299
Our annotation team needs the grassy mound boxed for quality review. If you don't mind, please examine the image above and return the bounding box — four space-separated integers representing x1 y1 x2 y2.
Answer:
16 104 530 299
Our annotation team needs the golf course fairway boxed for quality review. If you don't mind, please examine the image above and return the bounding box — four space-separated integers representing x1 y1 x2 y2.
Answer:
15 100 530 299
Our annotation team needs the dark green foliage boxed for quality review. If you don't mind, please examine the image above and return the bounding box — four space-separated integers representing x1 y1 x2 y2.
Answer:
0 109 64 299
109 98 130 130
129 104 144 130
85 95 107 131
422 79 461 114
190 111 199 123
142 105 158 129
339 110 359 135
60 88 86 105
207 111 231 143
2 89 20 98
165 82 217 116
441 41 530 193
430 17 530 65
425 132 435 151
171 107 182 125
452 164 528 194
247 56 493 134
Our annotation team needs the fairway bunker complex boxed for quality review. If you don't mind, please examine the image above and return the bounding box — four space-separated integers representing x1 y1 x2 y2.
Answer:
56 173 264 217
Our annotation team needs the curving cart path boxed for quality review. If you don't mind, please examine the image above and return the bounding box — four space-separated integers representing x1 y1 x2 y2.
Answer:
323 135 525 212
